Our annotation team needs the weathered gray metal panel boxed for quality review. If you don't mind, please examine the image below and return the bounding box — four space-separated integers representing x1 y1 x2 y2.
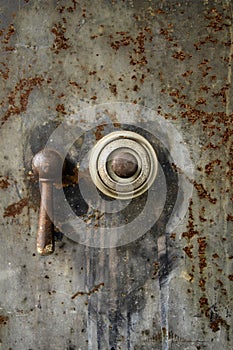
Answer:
0 0 232 349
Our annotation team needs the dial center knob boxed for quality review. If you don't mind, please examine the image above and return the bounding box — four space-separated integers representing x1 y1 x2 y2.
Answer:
110 151 138 178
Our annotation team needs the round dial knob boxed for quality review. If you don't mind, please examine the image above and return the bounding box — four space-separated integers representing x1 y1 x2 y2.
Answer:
89 131 158 200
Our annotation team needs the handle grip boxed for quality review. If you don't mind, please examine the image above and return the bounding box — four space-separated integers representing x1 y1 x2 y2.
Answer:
37 181 54 255
32 149 63 256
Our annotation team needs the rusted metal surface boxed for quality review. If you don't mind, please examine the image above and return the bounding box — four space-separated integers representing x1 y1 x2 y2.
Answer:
0 0 232 349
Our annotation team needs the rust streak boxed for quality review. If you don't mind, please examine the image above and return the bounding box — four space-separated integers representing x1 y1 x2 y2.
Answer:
71 282 104 299
3 198 28 218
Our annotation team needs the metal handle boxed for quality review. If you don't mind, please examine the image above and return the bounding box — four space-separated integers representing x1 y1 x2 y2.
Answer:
32 149 63 256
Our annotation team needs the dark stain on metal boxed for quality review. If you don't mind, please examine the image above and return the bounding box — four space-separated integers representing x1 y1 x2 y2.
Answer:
71 282 104 299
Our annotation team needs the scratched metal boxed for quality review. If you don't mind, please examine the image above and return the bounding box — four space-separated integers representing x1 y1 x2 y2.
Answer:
0 1 232 350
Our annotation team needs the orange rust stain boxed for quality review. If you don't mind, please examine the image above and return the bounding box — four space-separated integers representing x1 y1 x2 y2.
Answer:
199 278 206 291
109 83 117 96
56 104 67 115
193 181 217 204
198 237 207 274
183 245 193 258
1 23 15 50
204 159 221 175
172 51 192 61
0 177 10 189
182 200 199 240
0 315 9 325
51 23 70 54
0 76 44 128
3 198 28 218
0 62 10 80
94 125 105 141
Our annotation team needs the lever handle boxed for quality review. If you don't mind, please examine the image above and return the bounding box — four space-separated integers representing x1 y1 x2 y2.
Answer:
32 149 63 256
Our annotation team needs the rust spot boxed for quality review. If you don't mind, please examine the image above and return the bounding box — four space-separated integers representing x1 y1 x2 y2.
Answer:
170 232 176 240
109 83 117 96
183 245 193 258
110 31 131 50
194 35 218 51
172 51 192 61
153 262 159 277
69 81 81 89
199 214 207 222
205 8 228 32
71 282 104 299
0 176 10 189
210 317 230 333
193 181 217 204
182 70 193 78
160 25 174 42
3 198 28 218
2 24 15 45
1 76 44 128
199 278 206 291
56 104 67 115
182 200 199 240
216 279 223 286
188 273 194 283
110 29 150 67
205 159 221 175
196 97 206 106
51 23 70 54
199 296 208 308
113 122 121 128
89 71 97 75
0 62 10 80
198 237 207 274
94 125 105 141
0 315 9 325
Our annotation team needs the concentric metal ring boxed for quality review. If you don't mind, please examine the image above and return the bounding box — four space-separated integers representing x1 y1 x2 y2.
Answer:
89 130 158 199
